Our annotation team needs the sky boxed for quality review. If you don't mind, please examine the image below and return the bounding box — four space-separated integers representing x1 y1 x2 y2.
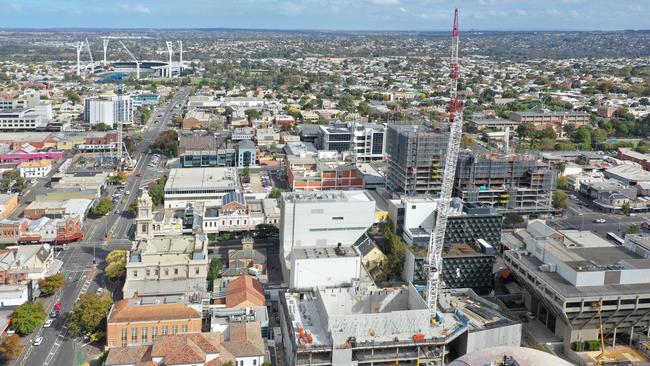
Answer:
1 0 648 31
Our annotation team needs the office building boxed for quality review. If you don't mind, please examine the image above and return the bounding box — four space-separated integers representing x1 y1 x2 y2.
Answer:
386 124 450 196
163 167 238 209
509 110 589 138
454 152 556 214
83 97 134 128
503 221 650 354
280 284 520 365
318 122 352 152
0 109 45 131
237 140 257 167
279 190 375 274
123 234 209 298
178 135 236 168
352 122 386 161
106 297 202 348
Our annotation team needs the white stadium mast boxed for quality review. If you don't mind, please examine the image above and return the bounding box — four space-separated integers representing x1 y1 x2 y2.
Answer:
425 8 465 322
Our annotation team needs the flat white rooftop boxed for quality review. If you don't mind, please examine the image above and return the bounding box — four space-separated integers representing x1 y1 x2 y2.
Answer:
164 167 238 192
282 189 373 203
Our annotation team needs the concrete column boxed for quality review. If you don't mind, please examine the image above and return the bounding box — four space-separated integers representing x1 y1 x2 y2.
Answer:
630 326 634 346
545 310 549 327
441 344 445 366
613 327 617 347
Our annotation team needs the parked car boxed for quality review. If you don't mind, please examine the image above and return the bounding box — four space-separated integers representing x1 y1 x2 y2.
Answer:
50 310 58 318
44 319 53 328
594 218 607 223
33 337 43 346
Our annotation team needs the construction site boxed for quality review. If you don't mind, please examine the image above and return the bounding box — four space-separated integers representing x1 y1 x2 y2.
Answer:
453 152 557 215
279 284 521 365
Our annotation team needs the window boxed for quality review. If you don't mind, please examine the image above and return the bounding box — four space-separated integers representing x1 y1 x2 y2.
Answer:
162 326 168 335
133 270 138 278
174 268 179 275
332 217 343 220
165 269 169 276
141 327 148 343
172 325 178 334
146 269 150 276
182 324 188 333
195 267 200 275
131 328 137 343
151 326 158 341
253 360 257 365
121 328 127 347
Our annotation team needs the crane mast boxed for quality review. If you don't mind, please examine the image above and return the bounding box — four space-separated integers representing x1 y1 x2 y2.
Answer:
425 8 464 321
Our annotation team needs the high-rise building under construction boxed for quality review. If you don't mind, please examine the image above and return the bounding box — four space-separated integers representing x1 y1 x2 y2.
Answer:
386 124 450 196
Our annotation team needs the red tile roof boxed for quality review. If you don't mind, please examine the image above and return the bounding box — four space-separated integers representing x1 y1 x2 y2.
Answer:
226 275 265 308
108 299 201 323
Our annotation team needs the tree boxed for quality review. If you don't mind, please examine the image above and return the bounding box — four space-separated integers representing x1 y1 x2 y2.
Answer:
105 250 128 280
553 161 567 176
557 176 569 190
94 122 112 131
269 188 284 199
207 258 222 290
64 90 81 105
571 125 592 150
242 167 250 177
552 190 568 209
621 201 632 216
255 223 279 239
627 224 641 236
261 362 272 366
91 197 114 217
109 171 126 185
151 130 179 157
11 302 46 335
637 140 650 154
127 199 139 218
67 293 113 341
0 335 23 361
503 213 525 228
39 274 65 296
245 109 261 120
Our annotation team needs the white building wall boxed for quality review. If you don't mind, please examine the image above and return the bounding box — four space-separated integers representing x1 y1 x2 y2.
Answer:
280 191 375 269
236 355 265 366
290 254 361 289
402 198 436 233
465 323 522 354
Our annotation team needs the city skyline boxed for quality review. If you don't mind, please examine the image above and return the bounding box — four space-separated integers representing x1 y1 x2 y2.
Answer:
1 0 648 31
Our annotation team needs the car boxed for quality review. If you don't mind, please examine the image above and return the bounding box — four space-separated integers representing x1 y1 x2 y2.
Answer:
33 337 43 346
628 213 637 217
125 191 131 195
525 312 535 320
50 310 58 318
594 218 607 223
96 287 103 294
135 173 143 177
44 319 53 328
518 314 528 323
53 303 62 311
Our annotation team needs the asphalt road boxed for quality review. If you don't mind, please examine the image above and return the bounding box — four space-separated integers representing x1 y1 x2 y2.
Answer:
13 87 193 366
548 194 649 238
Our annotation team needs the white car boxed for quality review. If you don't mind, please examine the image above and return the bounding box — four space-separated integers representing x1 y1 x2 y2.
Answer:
44 319 53 328
594 218 607 223
33 337 43 346
96 287 103 294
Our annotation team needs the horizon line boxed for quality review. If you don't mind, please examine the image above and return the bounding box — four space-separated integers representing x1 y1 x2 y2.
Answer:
0 27 649 33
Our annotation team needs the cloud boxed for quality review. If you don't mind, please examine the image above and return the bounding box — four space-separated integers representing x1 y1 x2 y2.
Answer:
399 7 407 13
369 0 401 6
120 4 151 14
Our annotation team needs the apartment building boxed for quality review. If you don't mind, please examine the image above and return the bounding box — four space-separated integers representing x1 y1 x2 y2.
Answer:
386 124 450 196
352 122 386 161
83 97 134 128
318 123 352 152
285 153 364 191
106 297 202 348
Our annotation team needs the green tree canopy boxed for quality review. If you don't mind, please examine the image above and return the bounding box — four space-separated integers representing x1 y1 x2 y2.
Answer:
268 188 284 199
627 224 640 236
94 122 112 131
91 197 114 217
207 257 222 288
128 199 139 218
503 213 525 228
67 293 113 341
105 250 128 280
39 274 65 296
553 190 568 209
11 302 46 335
